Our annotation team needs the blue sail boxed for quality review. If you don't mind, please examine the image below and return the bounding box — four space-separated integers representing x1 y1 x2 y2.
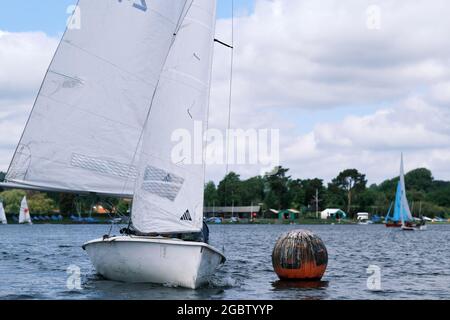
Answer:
392 181 410 222
386 154 413 223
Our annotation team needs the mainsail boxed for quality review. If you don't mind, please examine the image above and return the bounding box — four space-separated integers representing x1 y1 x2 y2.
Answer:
19 197 32 224
0 202 7 225
388 155 413 223
5 0 190 197
132 0 217 234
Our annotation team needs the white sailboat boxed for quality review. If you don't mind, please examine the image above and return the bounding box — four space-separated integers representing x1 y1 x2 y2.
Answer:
2 0 225 288
0 202 7 225
19 196 32 225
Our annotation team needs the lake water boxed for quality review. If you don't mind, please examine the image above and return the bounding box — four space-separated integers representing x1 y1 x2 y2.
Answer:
0 224 449 300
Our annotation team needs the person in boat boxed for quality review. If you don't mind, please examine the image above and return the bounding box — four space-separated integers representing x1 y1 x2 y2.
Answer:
419 217 426 226
120 222 209 244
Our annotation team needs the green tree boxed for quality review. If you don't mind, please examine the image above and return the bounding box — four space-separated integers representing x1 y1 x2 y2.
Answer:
59 193 76 215
325 184 346 209
28 193 56 214
301 179 326 209
0 189 26 213
0 172 5 192
356 187 383 213
426 185 450 207
116 199 130 215
264 166 291 210
329 169 367 217
288 179 304 209
240 176 265 206
405 168 434 192
217 172 242 206
204 181 219 207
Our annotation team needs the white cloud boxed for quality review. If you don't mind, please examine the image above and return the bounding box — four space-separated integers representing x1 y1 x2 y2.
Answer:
2 0 450 185
0 30 58 170
0 31 57 100
280 97 450 183
207 0 450 183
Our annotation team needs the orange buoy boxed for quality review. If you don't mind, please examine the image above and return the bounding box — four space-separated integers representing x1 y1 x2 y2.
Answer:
272 230 328 281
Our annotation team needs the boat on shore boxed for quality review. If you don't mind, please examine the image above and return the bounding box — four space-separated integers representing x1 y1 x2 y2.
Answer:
357 212 373 225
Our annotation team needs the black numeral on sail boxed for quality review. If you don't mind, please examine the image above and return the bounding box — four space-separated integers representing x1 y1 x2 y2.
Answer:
118 0 147 12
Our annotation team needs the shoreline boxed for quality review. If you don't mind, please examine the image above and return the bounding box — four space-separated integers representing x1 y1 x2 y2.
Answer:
2 218 449 226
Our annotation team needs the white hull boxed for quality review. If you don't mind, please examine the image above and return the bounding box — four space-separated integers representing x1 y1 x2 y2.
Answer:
83 236 226 289
401 225 427 231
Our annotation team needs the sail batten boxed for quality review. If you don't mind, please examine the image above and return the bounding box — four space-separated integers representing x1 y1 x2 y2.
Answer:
6 0 190 196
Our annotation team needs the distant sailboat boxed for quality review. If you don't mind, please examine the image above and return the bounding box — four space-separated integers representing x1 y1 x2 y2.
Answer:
0 202 7 225
1 0 225 288
19 197 32 225
385 155 426 231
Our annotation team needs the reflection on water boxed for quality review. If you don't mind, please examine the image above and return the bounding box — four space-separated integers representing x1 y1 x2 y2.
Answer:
0 224 449 300
272 280 329 290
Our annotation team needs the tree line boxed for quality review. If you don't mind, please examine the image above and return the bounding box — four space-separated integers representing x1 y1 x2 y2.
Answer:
0 172 129 216
204 166 450 218
1 167 449 218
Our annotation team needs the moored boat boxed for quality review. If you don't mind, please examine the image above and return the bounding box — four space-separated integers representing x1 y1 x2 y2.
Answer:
0 202 7 225
385 154 426 231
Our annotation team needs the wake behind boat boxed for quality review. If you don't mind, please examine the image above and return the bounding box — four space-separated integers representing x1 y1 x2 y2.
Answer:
1 0 226 288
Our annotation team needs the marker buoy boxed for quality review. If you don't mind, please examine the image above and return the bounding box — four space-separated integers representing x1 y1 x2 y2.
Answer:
272 230 328 281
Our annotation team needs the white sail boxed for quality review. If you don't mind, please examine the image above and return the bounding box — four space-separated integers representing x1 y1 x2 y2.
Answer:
6 0 190 197
132 0 217 234
399 154 413 223
0 202 7 225
19 196 32 224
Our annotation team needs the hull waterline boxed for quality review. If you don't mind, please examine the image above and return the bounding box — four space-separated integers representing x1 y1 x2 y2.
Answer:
83 236 226 289
385 222 402 228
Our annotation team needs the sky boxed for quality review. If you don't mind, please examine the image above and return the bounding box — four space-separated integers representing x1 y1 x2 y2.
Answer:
1 0 450 185
0 0 254 35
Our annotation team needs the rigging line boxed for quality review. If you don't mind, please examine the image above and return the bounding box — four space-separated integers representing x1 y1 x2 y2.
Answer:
225 0 235 180
214 38 233 49
223 0 235 254
5 0 81 179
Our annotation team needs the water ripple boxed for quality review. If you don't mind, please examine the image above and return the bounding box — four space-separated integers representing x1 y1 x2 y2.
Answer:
0 224 449 300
